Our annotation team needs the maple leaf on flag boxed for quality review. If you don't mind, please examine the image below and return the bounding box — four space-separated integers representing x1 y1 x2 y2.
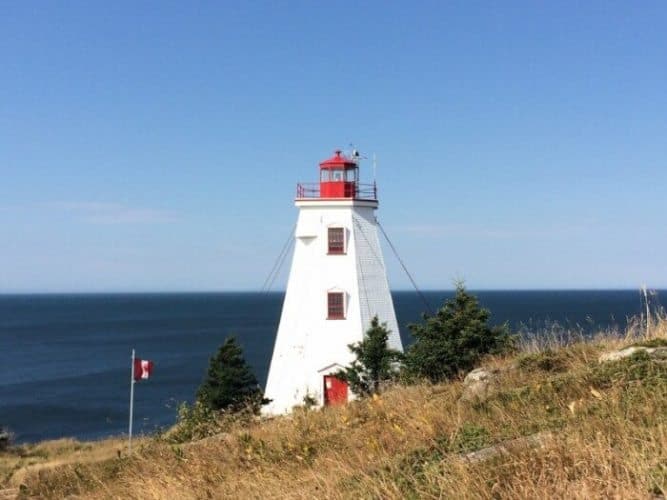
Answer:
134 359 154 381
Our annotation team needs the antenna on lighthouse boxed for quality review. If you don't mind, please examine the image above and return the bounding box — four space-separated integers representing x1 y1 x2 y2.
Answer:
348 143 366 164
373 153 377 184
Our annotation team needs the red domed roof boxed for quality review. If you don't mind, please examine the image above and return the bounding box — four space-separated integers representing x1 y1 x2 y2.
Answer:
319 150 357 169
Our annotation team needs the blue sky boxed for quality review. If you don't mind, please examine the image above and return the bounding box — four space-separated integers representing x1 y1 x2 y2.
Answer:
1 1 666 292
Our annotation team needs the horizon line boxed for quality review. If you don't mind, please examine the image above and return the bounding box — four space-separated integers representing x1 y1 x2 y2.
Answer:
1 287 665 296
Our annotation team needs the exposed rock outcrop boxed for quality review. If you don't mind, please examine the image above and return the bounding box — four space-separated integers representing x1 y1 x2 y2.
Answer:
598 346 667 363
461 431 553 463
460 367 501 402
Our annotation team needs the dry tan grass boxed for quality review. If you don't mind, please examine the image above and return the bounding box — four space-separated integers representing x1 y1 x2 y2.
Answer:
0 436 137 490
5 316 666 499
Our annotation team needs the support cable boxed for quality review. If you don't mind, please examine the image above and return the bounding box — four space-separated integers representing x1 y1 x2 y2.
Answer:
261 224 296 293
265 236 294 294
376 219 434 316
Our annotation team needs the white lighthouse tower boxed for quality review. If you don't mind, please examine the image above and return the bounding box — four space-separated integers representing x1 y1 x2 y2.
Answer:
263 150 403 415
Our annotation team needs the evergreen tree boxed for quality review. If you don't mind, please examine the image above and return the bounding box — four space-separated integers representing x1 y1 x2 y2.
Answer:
404 282 515 383
336 316 403 397
197 336 269 413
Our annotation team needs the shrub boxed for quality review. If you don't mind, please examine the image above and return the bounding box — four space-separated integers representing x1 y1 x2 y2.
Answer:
0 426 10 451
165 401 223 444
451 423 490 453
516 349 568 372
589 350 667 390
632 338 667 348
336 316 403 397
404 282 515 383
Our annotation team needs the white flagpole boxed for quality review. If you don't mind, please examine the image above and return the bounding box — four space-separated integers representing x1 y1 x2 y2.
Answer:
128 348 135 454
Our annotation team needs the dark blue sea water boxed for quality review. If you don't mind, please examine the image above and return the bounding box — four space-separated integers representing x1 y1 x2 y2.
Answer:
0 290 661 444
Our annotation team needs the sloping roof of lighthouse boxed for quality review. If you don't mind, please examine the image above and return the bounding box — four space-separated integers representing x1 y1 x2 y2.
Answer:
319 150 357 169
317 362 346 373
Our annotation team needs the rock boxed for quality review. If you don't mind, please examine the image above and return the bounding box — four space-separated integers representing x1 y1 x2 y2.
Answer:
461 431 553 464
598 346 667 364
652 348 667 360
184 431 235 448
464 367 495 384
460 367 500 402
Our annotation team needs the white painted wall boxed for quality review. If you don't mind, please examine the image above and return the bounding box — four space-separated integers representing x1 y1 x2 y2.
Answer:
263 199 403 415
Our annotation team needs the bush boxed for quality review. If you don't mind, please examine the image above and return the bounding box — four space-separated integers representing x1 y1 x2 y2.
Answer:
632 338 667 348
404 282 515 383
589 350 667 390
165 401 223 444
451 423 490 453
516 349 568 373
0 426 10 451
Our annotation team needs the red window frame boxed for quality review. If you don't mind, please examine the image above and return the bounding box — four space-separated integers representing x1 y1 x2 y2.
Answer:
327 292 345 319
327 227 345 254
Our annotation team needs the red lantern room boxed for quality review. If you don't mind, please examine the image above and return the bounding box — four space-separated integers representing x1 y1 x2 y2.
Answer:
319 150 358 198
296 149 377 201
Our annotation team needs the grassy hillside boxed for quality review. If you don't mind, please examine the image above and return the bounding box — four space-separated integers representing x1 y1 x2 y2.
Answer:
2 318 666 499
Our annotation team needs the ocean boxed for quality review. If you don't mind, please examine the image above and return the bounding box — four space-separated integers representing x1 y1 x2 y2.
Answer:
0 290 660 444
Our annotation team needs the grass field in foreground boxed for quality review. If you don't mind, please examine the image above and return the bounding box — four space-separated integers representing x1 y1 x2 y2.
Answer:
2 317 666 499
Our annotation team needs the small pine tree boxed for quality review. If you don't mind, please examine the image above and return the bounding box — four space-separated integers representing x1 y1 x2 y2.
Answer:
336 316 403 397
197 336 269 414
404 282 515 383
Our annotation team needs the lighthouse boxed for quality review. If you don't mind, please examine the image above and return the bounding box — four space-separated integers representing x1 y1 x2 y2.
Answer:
263 150 403 415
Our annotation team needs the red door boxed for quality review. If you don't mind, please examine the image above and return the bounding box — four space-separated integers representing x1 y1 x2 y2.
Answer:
323 375 348 406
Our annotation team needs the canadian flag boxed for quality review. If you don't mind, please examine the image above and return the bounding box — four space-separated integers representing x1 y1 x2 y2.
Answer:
133 359 154 381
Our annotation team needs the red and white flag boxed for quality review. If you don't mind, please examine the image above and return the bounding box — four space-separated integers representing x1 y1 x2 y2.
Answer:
133 359 154 381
